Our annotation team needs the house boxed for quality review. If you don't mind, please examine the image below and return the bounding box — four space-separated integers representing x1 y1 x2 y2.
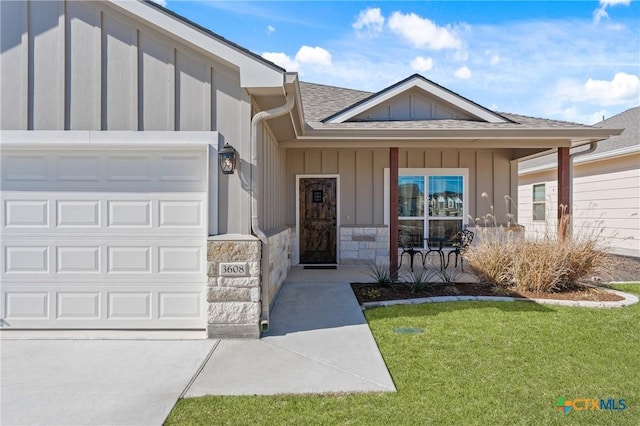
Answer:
518 107 639 258
0 0 622 338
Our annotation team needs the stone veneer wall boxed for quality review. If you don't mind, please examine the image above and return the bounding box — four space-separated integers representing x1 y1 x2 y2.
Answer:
267 228 291 305
339 226 389 265
207 235 261 338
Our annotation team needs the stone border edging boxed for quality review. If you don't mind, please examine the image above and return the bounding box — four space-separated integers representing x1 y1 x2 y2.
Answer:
361 288 639 310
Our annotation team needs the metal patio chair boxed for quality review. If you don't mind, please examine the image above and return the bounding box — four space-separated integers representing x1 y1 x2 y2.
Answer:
398 231 424 272
445 229 474 271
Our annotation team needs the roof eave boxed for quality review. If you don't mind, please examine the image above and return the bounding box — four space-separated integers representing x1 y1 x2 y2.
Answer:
110 0 285 89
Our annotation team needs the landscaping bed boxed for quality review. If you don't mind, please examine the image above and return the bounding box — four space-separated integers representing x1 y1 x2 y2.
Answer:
351 281 625 304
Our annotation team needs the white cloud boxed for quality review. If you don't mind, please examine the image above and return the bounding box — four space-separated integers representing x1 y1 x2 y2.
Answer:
388 11 461 50
149 0 167 6
454 66 471 79
557 72 640 106
262 46 332 72
410 56 434 72
593 0 632 24
267 25 275 35
295 46 332 66
485 50 500 67
353 7 385 38
262 52 299 71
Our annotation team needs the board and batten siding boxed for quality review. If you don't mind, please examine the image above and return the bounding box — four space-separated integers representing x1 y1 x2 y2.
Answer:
0 0 247 132
518 154 640 257
259 121 288 232
286 148 518 227
0 0 255 235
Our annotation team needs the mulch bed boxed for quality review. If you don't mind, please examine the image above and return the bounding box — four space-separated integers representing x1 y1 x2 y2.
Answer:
351 282 625 305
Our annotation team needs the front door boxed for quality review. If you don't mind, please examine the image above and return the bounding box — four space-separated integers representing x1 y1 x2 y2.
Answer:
299 178 337 264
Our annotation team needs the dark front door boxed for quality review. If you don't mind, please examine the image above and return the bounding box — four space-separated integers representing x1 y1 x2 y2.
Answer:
299 178 337 264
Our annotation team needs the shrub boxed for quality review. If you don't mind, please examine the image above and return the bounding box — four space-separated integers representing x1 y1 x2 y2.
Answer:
465 237 607 293
365 261 394 287
404 268 438 293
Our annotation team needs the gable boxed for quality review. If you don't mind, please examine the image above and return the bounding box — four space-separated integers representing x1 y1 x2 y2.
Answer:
324 74 510 124
350 88 478 122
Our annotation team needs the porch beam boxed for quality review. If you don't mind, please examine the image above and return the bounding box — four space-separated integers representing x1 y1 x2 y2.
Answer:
390 147 399 279
557 147 570 239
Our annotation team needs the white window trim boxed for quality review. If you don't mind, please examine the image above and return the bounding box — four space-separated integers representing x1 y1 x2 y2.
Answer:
384 168 469 231
532 183 546 222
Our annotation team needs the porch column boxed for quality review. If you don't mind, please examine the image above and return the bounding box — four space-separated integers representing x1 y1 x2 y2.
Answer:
557 147 570 239
390 147 399 278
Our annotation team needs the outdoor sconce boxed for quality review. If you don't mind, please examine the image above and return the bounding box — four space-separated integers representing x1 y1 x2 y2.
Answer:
218 143 238 174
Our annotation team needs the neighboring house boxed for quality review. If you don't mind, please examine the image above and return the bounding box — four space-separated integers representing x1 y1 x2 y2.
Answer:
518 107 640 258
0 0 621 338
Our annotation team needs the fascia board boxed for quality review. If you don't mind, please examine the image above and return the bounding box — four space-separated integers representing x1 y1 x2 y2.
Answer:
109 0 284 89
279 139 571 149
294 127 619 140
325 77 508 124
519 145 640 175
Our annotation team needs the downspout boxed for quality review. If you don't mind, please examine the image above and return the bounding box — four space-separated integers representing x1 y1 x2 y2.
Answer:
251 92 295 333
568 141 598 236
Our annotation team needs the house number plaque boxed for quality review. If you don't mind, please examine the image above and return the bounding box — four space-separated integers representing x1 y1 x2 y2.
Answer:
312 190 323 203
219 262 249 277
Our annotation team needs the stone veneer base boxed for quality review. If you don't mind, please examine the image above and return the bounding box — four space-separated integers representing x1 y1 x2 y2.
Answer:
207 324 260 339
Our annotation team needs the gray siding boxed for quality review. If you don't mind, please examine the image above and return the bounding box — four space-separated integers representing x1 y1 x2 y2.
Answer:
260 122 288 233
0 0 255 235
0 0 240 133
286 148 518 227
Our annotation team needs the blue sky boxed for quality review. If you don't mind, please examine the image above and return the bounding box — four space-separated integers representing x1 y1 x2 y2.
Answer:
157 1 639 124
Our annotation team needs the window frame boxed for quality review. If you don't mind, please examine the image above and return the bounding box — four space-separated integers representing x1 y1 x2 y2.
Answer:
385 168 469 248
532 183 546 221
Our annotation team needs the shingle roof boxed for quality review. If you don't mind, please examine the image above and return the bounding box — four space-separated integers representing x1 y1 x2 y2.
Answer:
299 81 595 130
299 82 371 122
519 106 639 171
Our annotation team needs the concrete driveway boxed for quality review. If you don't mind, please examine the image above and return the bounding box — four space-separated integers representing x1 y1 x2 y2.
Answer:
1 339 216 426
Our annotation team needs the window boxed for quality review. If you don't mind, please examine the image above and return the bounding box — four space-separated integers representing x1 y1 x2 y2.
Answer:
532 184 546 221
391 169 468 248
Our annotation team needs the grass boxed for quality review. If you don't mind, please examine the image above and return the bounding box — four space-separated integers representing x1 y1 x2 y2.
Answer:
165 284 640 425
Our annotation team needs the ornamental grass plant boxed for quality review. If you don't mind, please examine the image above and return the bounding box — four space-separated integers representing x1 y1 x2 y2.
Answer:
465 210 608 293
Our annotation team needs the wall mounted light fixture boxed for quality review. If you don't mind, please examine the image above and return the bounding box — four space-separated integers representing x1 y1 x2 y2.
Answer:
218 143 238 174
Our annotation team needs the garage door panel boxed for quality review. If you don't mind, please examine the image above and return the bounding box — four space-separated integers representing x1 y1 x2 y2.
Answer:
1 145 208 330
3 285 204 328
4 246 50 273
56 246 101 273
108 292 152 319
159 246 203 274
159 292 203 319
158 154 205 182
5 200 49 227
3 193 205 236
5 292 50 320
56 154 100 181
159 200 203 228
107 200 152 228
56 292 101 319
108 246 151 273
2 149 208 192
57 200 100 227
106 154 152 182
1 153 49 182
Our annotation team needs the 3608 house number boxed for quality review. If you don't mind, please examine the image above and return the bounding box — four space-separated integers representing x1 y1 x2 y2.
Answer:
219 262 249 277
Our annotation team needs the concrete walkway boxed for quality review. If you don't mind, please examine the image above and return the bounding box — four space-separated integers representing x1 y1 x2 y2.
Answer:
1 266 395 425
185 266 396 396
1 339 216 426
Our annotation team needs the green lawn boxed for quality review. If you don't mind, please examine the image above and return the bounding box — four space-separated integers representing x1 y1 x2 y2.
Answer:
165 285 640 425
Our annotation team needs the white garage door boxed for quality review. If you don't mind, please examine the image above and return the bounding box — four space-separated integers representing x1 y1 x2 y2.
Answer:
1 145 209 330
